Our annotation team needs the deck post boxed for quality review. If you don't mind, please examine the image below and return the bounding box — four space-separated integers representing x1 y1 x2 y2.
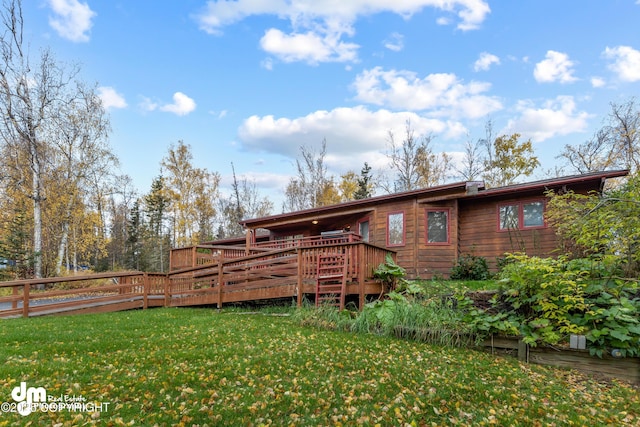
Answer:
217 252 225 309
164 274 171 307
297 249 303 307
245 229 252 256
22 283 30 318
142 273 149 309
358 244 366 310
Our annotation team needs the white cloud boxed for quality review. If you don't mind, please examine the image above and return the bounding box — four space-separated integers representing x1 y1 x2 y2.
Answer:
261 57 274 70
590 77 606 88
195 1 490 63
351 67 502 119
384 33 404 52
473 52 500 71
138 97 158 113
47 0 96 42
160 92 197 116
503 96 591 142
534 50 578 83
603 45 640 82
97 87 127 110
238 106 463 161
260 28 358 64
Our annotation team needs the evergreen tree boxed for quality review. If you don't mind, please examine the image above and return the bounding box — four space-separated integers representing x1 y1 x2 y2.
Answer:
354 162 374 199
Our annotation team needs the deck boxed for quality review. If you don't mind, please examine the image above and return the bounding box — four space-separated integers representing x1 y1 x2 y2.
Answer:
0 239 392 318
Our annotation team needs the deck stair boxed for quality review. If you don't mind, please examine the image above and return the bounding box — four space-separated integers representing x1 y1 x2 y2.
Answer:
315 253 347 310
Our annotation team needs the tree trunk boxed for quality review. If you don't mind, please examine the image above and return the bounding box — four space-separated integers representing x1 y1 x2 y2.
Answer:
32 161 43 279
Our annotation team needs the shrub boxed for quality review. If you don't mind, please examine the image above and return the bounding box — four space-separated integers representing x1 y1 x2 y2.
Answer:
450 254 490 281
464 253 640 357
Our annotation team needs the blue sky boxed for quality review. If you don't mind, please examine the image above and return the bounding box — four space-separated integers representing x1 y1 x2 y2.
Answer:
23 1 640 206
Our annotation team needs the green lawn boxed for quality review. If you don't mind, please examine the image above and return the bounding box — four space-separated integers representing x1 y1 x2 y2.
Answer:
0 308 638 426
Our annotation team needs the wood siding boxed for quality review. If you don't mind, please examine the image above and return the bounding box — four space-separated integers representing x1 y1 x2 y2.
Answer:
372 200 417 276
458 197 558 270
417 201 458 278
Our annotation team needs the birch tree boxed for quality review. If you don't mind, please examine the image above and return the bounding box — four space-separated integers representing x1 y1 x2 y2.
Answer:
0 0 108 278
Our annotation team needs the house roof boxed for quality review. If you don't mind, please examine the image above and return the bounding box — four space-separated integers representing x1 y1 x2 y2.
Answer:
239 169 629 230
239 180 475 229
460 169 629 200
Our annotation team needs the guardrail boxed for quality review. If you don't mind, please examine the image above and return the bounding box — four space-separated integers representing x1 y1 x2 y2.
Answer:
0 242 393 317
0 272 167 318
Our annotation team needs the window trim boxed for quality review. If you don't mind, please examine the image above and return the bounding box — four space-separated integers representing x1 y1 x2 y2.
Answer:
497 199 547 231
386 211 406 247
425 208 451 245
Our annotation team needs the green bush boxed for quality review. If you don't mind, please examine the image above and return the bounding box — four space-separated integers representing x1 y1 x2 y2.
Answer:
450 254 490 281
463 253 640 357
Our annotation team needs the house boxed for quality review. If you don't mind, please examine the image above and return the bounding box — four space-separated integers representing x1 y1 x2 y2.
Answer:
167 170 627 309
232 170 628 279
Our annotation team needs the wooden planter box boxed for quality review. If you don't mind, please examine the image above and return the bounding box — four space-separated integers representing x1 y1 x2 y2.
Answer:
482 335 640 385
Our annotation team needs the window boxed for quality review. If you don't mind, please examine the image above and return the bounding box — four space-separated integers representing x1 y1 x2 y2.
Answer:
523 201 544 227
499 205 519 230
498 200 545 231
387 212 405 246
358 220 370 242
426 209 450 244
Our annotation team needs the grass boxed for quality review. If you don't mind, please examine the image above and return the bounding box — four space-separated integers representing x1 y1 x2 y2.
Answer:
0 307 638 426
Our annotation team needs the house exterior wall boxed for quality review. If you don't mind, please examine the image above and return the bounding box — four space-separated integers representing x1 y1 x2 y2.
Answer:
457 196 558 271
370 199 417 276
416 200 459 278
235 172 628 281
351 194 557 279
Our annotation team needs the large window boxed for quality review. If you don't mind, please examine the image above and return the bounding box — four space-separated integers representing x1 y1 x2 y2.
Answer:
426 209 450 244
387 212 405 246
498 200 545 231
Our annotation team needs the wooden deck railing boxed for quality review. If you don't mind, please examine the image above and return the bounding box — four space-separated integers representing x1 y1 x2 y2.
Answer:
169 245 272 271
0 272 167 318
0 242 393 318
253 232 362 249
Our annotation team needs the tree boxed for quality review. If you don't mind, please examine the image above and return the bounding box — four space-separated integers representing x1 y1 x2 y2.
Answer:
284 139 336 211
161 141 220 247
125 200 144 271
338 171 358 202
217 164 273 239
50 82 114 275
610 98 640 173
0 197 32 278
558 128 618 174
144 175 171 272
354 162 374 199
385 120 450 192
560 98 640 174
483 133 540 188
456 136 485 181
546 173 640 277
0 0 114 278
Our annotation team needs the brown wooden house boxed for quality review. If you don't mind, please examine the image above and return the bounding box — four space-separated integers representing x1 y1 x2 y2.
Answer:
234 170 628 279
167 170 627 309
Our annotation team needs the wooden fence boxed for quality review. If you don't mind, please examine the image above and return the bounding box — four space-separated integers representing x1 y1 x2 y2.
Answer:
0 272 167 318
0 242 392 318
